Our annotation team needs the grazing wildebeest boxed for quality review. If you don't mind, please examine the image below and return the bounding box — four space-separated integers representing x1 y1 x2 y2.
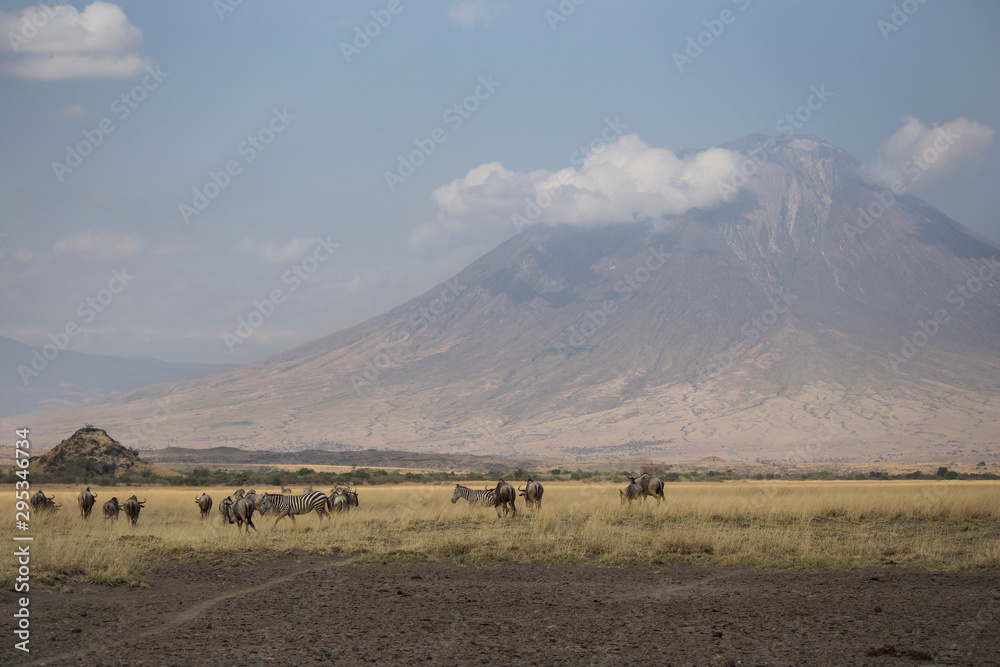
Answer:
195 493 213 520
30 490 60 512
492 479 516 518
620 479 643 504
78 487 98 519
103 497 122 520
123 495 146 526
219 496 236 524
632 474 666 503
451 484 495 507
518 479 544 510
233 496 257 533
259 491 329 525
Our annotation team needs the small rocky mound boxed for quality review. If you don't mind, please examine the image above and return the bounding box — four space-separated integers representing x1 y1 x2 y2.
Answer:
33 426 146 477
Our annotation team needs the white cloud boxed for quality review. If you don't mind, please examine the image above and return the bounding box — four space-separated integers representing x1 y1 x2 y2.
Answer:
233 237 315 264
53 231 143 258
0 1 150 80
861 115 995 187
448 1 500 29
416 134 741 248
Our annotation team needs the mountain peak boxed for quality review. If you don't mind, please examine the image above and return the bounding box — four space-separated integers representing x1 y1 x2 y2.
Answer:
7 136 1000 464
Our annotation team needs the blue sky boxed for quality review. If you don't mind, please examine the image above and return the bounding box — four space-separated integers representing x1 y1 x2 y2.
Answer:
1 0 998 364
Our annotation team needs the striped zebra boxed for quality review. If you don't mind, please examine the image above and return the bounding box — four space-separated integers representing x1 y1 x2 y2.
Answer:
259 491 329 525
451 484 495 507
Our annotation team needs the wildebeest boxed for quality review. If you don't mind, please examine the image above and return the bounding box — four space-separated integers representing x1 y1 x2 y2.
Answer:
195 493 213 520
518 479 544 510
78 487 98 519
451 484 495 507
632 474 665 503
233 496 257 532
219 496 236 524
30 490 60 512
103 497 122 520
233 488 245 500
492 479 516 518
328 490 350 513
325 487 359 514
620 479 643 504
281 486 292 494
245 492 264 511
123 495 146 526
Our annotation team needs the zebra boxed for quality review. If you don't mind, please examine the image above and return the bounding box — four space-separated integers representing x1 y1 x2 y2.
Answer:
259 491 329 525
451 484 495 507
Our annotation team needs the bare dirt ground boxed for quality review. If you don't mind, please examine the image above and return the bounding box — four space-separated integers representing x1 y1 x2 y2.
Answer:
4 557 999 666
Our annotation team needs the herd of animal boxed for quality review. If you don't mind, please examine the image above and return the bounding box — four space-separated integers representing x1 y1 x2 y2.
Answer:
27 473 667 529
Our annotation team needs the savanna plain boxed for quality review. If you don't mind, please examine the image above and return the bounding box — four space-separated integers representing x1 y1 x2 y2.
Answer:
4 480 1000 665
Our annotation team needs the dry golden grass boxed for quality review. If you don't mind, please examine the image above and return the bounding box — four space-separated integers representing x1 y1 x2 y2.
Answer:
4 480 999 588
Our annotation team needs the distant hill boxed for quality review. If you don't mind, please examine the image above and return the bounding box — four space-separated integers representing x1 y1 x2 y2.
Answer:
0 335 239 418
143 445 661 474
30 426 179 481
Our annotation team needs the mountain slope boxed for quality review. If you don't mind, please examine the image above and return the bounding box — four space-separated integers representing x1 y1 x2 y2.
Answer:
5 135 999 462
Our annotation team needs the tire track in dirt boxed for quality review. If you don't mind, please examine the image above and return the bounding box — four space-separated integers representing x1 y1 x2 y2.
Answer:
27 563 325 666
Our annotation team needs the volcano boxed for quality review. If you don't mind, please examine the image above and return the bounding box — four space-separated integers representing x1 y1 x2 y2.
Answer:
6 135 999 463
